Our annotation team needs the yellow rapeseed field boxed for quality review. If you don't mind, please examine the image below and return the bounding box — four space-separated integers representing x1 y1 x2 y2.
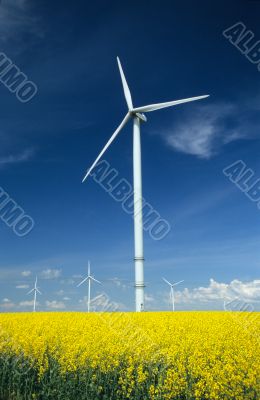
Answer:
0 311 259 399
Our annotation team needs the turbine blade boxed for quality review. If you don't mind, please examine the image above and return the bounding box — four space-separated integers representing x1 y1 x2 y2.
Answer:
36 288 42 295
88 261 90 277
27 288 34 295
173 280 184 286
82 112 131 182
117 57 133 110
132 95 209 113
77 277 88 287
162 277 172 286
91 277 101 284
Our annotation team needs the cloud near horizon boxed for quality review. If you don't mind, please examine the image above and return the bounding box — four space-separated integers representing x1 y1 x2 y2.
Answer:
40 269 62 280
45 300 65 310
175 279 260 305
21 270 31 277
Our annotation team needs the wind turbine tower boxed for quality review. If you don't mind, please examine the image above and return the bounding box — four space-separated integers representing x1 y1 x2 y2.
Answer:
77 261 101 312
27 276 41 312
82 57 209 311
163 277 184 311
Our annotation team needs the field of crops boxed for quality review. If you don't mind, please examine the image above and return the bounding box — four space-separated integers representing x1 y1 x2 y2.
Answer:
0 311 259 400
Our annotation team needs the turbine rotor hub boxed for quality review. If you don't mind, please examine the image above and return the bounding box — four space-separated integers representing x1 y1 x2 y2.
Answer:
133 112 147 122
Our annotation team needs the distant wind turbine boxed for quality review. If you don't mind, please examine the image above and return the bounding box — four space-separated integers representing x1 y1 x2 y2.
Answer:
163 277 184 311
77 261 101 312
82 57 209 312
27 276 41 312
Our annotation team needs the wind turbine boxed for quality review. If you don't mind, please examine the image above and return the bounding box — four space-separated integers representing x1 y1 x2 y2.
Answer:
27 276 41 312
77 261 101 312
163 277 184 311
82 57 209 312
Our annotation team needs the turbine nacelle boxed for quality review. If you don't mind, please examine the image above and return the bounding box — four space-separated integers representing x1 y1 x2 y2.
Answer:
82 58 209 183
163 277 184 288
134 112 147 122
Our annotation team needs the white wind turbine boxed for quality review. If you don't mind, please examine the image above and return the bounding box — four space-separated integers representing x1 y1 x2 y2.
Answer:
77 261 101 312
163 277 184 311
27 276 41 312
82 57 209 312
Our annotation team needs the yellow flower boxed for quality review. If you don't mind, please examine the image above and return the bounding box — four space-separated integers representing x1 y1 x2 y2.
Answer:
0 311 259 399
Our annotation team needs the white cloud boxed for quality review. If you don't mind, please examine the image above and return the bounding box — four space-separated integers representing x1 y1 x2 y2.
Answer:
2 0 27 8
175 279 260 304
0 298 15 309
145 293 155 304
229 279 260 300
0 148 34 167
41 269 62 280
110 277 127 289
2 297 11 302
0 0 44 43
167 121 215 159
163 102 259 159
19 300 35 307
46 300 65 310
16 284 29 289
21 270 31 277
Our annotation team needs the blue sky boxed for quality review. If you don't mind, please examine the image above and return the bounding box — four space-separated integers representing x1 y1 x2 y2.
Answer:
0 0 259 312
